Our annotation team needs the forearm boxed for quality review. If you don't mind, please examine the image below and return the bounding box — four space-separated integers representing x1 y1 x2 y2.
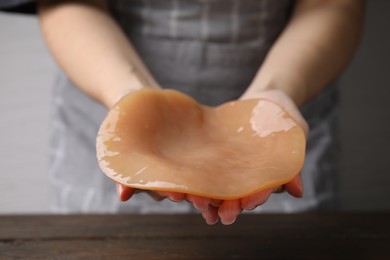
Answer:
242 0 366 106
38 0 159 108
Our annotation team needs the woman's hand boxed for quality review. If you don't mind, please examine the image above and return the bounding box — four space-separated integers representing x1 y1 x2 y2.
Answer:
199 89 309 225
117 178 302 226
118 89 309 225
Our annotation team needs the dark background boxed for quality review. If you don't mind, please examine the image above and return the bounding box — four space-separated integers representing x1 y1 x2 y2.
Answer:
340 0 390 211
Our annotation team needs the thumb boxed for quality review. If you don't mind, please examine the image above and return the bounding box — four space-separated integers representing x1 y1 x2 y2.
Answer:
284 174 303 198
117 184 135 201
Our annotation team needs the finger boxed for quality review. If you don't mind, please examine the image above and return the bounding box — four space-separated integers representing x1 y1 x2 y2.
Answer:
145 191 165 201
202 205 219 225
117 184 135 201
157 191 186 202
240 189 273 210
210 199 223 207
218 199 242 225
186 194 210 211
284 174 303 198
272 186 286 193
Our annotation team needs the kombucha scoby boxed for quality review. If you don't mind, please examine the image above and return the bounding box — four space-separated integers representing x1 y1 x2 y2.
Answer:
97 89 306 200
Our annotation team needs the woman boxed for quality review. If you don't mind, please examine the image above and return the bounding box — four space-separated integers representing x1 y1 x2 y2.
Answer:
35 0 365 225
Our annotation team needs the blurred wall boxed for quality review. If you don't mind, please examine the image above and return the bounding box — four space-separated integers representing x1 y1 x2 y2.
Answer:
0 13 54 213
0 0 389 214
340 0 390 211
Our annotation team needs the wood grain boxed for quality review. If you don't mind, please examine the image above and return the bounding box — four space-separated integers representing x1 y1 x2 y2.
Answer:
0 213 389 259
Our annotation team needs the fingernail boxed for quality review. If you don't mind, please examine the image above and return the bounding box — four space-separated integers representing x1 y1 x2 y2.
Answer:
242 204 256 210
167 194 178 202
206 218 219 225
195 201 209 211
221 217 237 225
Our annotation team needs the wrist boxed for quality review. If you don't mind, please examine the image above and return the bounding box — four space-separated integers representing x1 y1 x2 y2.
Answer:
242 76 307 107
101 74 160 109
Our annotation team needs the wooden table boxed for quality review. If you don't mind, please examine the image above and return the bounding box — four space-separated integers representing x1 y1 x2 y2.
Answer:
0 213 389 259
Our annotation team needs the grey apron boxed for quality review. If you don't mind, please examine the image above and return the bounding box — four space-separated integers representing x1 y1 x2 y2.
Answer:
49 0 339 213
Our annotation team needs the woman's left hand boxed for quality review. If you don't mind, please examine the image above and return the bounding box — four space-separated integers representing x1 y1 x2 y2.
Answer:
203 89 309 225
